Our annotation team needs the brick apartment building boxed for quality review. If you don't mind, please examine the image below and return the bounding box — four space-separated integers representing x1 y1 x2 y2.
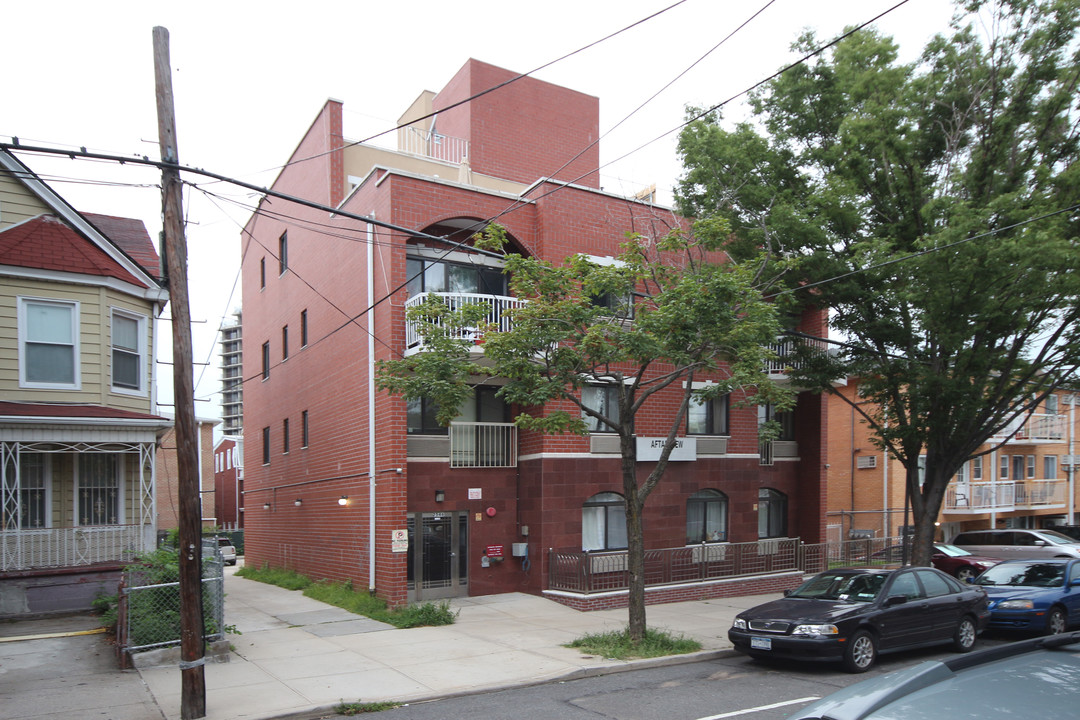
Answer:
827 381 1079 542
154 417 218 534
241 59 828 607
213 435 243 530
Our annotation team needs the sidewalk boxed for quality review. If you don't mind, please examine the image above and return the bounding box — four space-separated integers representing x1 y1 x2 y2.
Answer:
135 565 773 720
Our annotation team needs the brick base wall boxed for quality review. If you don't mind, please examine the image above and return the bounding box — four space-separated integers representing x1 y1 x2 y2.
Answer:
542 571 803 611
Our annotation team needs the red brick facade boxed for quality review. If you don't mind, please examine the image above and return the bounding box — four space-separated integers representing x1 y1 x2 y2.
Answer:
241 60 828 608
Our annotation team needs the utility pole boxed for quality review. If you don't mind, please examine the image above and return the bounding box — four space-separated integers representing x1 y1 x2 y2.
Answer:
153 26 206 719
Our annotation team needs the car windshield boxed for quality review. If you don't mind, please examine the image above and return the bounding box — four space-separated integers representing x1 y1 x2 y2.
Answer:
975 562 1065 588
934 544 971 557
788 573 887 602
1037 530 1078 545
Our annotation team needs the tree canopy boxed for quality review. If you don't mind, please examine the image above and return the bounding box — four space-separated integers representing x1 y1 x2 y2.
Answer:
676 0 1080 563
377 223 794 640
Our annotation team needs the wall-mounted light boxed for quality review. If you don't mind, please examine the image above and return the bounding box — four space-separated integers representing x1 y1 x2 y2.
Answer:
434 489 445 503
263 502 271 510
294 498 303 507
338 495 349 506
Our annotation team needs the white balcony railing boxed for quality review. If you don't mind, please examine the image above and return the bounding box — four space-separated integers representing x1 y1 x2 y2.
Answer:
405 292 527 351
396 126 469 165
944 479 1066 513
1 524 150 572
765 336 829 377
449 422 518 468
991 413 1067 443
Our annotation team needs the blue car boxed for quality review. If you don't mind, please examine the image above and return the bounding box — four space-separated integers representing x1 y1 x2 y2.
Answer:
973 558 1080 635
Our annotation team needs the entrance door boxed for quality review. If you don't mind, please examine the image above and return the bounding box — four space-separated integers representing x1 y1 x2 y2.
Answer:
407 511 468 601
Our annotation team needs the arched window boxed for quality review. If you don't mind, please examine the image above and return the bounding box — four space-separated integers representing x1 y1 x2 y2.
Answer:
758 488 788 538
687 489 727 543
582 492 627 551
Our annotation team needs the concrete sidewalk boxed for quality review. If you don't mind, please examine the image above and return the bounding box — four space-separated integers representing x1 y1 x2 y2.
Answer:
135 566 772 720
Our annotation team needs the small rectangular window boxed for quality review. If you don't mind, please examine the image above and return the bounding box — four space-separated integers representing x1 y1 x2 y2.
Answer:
1000 455 1009 480
282 325 289 361
111 310 145 392
262 341 270 380
302 410 309 448
19 298 80 388
971 456 983 480
300 310 308 347
1045 455 1058 479
262 427 270 465
260 258 266 289
1027 455 1036 479
279 232 288 275
283 418 290 454
581 385 619 432
688 394 729 435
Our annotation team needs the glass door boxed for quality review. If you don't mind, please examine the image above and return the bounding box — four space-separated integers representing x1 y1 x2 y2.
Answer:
407 511 468 601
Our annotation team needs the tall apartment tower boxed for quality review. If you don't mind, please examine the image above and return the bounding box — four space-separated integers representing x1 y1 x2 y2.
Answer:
220 311 243 436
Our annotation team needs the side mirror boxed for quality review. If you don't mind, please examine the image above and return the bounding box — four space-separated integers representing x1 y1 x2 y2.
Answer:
783 589 793 597
1034 540 1048 547
884 595 908 607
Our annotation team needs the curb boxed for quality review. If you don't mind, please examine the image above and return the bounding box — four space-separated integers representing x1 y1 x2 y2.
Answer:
261 648 740 720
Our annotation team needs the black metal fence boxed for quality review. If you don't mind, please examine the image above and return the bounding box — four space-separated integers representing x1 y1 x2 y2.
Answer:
548 536 905 594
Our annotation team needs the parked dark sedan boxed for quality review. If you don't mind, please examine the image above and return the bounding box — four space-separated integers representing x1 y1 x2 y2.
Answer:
729 567 989 673
974 558 1080 635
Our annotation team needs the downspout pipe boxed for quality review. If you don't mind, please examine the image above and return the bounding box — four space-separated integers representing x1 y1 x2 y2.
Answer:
367 220 377 592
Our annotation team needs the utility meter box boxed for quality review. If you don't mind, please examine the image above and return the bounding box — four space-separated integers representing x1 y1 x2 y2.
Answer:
511 542 528 557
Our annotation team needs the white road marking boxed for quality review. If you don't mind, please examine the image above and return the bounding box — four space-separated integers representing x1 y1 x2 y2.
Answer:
695 696 822 720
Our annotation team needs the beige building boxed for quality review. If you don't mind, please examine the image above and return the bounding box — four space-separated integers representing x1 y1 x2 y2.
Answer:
827 379 1079 543
0 149 170 616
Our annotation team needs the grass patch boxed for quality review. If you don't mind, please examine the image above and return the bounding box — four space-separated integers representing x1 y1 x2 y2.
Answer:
565 627 701 660
335 699 401 715
237 564 457 628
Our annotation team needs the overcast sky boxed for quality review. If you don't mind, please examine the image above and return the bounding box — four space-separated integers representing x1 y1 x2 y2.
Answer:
4 0 959 427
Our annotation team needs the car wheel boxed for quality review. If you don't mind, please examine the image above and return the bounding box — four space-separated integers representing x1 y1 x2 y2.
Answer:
843 630 877 673
955 567 976 583
1046 607 1067 635
952 616 977 652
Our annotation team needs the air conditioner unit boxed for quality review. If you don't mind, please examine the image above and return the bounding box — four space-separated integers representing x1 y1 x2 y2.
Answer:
857 455 878 470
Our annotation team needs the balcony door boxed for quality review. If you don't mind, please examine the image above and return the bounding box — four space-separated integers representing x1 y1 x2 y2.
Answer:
407 511 468 601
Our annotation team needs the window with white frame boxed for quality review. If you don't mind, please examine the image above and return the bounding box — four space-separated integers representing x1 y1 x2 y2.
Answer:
687 489 728 543
19 297 80 388
955 463 968 483
77 455 120 525
2 453 49 529
582 492 627 551
1045 455 1058 479
971 456 983 480
1046 394 1059 415
581 384 620 432
1000 455 1009 480
688 393 729 435
758 487 788 538
111 310 146 392
1027 455 1036 479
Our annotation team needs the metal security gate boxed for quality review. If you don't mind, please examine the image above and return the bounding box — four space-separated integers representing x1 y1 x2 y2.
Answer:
407 511 467 602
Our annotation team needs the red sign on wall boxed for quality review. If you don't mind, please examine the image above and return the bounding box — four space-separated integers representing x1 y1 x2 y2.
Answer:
485 544 504 558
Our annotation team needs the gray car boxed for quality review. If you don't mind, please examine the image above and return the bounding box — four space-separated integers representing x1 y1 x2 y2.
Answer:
950 528 1080 560
793 632 1080 720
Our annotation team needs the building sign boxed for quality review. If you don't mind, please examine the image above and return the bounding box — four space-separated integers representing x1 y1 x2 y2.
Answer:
485 544 504 558
636 436 697 462
468 488 482 500
391 529 408 553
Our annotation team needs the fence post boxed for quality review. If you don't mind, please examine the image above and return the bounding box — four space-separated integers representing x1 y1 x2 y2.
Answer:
116 575 131 670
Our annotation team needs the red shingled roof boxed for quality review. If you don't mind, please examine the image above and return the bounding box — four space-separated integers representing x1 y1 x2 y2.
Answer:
0 401 169 423
0 215 151 287
84 212 163 282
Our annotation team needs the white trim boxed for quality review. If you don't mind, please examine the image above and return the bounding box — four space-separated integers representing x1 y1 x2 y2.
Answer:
0 263 167 303
17 296 81 390
110 307 149 397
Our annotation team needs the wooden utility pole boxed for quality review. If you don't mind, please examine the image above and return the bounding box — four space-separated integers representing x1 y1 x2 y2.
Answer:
153 26 206 719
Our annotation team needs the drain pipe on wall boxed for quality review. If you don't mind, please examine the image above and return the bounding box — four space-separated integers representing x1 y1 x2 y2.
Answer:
367 219 377 592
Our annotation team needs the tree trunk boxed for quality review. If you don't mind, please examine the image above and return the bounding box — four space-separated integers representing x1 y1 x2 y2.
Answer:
625 497 646 643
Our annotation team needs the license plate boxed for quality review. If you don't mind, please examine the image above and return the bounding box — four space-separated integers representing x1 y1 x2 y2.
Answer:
750 636 772 650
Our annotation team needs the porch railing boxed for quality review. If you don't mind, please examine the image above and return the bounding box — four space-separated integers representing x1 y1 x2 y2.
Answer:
405 292 527 351
765 336 829 376
944 479 1066 512
1 524 148 572
396 126 470 165
449 421 518 468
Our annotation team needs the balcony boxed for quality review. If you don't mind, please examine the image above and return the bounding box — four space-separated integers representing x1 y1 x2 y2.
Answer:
449 421 518 468
944 479 1067 513
991 413 1067 443
405 292 527 354
396 126 469 165
765 336 834 383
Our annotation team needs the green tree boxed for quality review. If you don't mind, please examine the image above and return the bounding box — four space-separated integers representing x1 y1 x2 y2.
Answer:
377 224 793 642
677 0 1080 565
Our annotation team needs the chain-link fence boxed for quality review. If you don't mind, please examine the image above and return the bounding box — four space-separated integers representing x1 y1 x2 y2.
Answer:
117 550 226 656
